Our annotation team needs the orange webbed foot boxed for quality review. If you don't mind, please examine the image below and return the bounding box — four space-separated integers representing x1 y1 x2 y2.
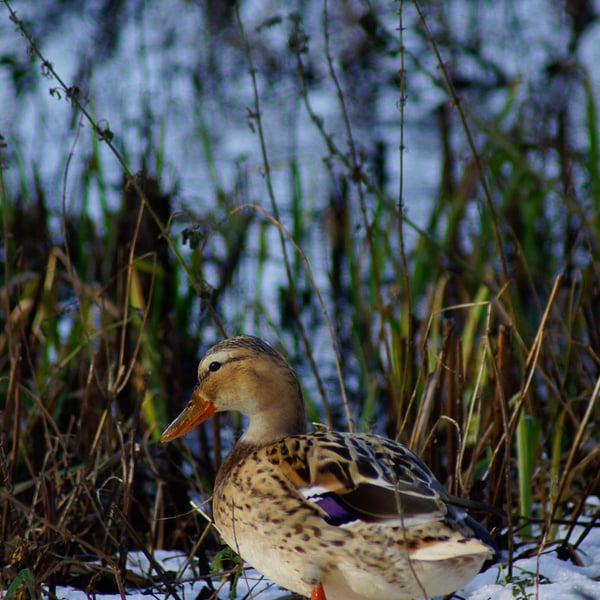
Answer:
310 583 326 600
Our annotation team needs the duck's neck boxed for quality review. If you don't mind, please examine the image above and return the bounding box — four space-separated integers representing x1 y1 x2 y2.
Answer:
241 406 307 445
239 367 308 445
214 402 307 492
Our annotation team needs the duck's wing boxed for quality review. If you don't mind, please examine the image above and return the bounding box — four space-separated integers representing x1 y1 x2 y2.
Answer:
277 431 460 529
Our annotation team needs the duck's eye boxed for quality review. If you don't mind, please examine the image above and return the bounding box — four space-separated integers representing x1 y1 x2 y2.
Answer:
208 361 222 373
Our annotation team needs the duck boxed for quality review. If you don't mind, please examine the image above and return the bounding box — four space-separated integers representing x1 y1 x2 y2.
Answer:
161 335 496 600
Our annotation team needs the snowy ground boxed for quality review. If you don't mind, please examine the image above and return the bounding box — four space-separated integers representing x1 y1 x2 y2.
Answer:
43 515 600 600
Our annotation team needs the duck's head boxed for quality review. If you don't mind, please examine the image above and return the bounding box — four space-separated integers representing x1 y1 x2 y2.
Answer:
161 335 307 445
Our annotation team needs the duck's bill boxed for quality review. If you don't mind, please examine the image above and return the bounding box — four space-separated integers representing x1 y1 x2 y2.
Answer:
160 389 216 442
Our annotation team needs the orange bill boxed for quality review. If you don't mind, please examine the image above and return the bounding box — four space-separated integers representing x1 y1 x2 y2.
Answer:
160 388 217 442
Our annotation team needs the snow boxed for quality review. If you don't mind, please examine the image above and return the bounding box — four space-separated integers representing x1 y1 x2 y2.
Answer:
42 513 600 600
463 519 600 600
463 545 600 600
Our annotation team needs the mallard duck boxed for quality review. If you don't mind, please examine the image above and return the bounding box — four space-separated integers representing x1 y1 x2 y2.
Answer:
161 335 495 600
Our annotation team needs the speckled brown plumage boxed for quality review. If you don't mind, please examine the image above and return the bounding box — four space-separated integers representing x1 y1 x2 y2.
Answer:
161 335 496 600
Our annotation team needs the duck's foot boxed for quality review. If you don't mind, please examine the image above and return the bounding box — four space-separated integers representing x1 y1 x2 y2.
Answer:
310 583 326 600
